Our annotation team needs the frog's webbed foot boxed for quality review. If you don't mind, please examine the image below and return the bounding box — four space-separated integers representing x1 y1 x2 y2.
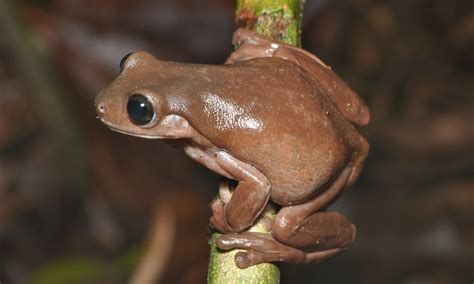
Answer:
216 232 344 269
225 41 276 64
225 28 279 64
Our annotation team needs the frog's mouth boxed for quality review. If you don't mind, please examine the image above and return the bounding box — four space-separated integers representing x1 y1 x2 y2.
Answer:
98 118 179 140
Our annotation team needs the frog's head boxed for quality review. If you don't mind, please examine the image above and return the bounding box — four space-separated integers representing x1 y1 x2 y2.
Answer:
95 51 191 139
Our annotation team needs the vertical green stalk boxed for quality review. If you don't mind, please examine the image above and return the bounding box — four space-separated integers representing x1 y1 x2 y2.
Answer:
208 1 305 283
236 0 305 47
208 207 280 284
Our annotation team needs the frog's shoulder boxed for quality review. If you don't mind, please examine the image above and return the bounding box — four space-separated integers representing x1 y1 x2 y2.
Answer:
274 45 370 126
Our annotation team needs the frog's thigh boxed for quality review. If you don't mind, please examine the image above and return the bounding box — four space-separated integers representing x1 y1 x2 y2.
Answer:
273 167 356 250
215 151 271 231
275 210 356 251
347 136 370 186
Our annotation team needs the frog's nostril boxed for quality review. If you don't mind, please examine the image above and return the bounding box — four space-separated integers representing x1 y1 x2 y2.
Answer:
97 103 106 114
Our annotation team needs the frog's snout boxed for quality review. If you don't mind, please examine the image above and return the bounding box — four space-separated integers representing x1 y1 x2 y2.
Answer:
95 99 116 128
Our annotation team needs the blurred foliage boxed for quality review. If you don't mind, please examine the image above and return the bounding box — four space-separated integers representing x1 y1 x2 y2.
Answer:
32 258 109 284
31 245 141 284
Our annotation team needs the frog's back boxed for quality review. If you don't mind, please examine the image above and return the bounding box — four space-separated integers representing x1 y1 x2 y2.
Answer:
183 58 364 205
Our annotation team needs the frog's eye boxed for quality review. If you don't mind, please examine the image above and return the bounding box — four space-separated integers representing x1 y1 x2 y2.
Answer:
127 94 155 125
119 52 133 72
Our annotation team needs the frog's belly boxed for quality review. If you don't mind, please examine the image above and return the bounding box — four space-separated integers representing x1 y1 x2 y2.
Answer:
268 167 339 206
260 139 348 206
269 183 323 206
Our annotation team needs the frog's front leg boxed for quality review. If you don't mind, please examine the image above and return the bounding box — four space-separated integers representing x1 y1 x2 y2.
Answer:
217 167 356 268
207 151 271 233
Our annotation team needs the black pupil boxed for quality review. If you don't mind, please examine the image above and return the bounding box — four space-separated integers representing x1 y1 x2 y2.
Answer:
127 94 154 125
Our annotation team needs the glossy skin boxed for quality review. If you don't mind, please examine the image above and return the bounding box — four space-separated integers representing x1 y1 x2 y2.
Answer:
95 29 369 269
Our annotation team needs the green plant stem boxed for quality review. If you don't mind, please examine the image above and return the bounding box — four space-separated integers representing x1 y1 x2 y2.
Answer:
208 1 305 283
236 0 305 47
208 206 280 284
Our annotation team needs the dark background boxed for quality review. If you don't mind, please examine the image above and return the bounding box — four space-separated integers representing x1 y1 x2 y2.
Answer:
0 0 473 283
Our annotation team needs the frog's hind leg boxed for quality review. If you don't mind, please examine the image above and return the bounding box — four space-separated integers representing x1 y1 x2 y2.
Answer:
346 135 369 187
216 167 357 267
217 231 346 269
271 167 356 250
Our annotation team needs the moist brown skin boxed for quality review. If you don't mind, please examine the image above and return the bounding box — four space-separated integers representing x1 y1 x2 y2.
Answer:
95 29 369 269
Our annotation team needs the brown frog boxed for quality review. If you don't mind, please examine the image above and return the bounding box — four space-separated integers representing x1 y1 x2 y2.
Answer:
95 28 369 269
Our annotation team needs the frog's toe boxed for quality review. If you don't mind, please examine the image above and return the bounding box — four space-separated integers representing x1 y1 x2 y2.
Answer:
216 232 306 267
209 198 234 233
217 232 274 250
234 250 306 268
234 251 267 269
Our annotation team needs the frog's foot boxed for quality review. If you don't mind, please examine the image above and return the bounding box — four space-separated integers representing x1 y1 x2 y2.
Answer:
225 29 278 64
216 232 344 269
209 197 235 233
225 42 275 64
